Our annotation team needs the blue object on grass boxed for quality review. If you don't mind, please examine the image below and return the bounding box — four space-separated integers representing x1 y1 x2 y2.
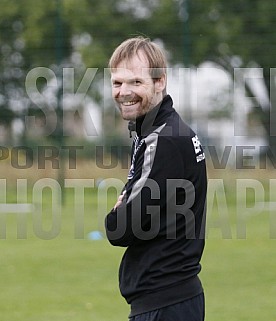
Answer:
87 230 104 240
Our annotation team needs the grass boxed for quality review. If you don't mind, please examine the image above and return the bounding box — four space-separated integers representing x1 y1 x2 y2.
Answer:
203 168 276 321
0 189 129 321
202 238 276 321
0 163 276 320
0 238 128 321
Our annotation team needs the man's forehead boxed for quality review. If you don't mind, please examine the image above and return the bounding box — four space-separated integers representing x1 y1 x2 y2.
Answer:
111 66 152 79
111 53 151 78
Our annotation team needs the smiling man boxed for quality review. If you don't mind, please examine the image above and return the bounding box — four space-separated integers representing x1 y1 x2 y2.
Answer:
105 37 207 321
110 49 166 120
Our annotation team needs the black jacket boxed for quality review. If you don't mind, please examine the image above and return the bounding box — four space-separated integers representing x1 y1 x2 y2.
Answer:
105 95 207 316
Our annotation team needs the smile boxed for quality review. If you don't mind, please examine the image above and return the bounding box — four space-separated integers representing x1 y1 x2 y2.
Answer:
122 101 139 106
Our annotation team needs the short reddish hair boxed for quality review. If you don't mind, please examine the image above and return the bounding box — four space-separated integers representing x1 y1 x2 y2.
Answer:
109 36 167 80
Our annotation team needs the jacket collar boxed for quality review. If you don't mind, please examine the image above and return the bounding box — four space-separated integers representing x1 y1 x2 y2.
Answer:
128 95 174 138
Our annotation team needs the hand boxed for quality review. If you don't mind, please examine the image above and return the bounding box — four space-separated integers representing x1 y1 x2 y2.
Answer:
113 190 126 210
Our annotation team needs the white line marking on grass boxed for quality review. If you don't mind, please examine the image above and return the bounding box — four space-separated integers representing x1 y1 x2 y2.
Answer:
0 204 35 213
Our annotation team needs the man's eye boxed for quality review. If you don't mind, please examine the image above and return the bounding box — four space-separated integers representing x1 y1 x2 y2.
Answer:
133 80 141 85
113 82 121 87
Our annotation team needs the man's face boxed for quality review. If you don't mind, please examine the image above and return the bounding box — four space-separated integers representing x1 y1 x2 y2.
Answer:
111 51 165 121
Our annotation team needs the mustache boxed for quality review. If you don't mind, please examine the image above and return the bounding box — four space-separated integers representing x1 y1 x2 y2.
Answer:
116 94 140 103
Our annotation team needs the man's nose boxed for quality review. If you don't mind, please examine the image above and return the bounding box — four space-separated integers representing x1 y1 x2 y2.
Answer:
119 83 132 96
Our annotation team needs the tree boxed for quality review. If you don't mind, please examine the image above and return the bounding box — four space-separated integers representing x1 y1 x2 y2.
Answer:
123 0 275 156
1 0 275 154
0 1 25 144
186 0 276 155
0 0 72 144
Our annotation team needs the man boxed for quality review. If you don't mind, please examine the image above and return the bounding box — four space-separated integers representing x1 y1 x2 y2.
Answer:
105 36 207 321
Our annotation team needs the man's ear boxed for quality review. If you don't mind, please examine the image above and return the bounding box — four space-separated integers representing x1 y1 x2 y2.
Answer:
154 74 166 93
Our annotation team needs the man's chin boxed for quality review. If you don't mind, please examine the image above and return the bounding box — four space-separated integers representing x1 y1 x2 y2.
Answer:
122 114 137 121
120 109 138 121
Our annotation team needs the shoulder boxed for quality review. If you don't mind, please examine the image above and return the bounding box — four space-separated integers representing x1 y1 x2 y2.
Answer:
159 118 206 167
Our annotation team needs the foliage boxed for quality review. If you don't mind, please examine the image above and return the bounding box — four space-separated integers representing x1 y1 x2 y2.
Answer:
0 0 275 149
1 0 273 72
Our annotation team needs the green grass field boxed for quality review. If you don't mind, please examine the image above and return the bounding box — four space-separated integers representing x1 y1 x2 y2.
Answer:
0 165 275 321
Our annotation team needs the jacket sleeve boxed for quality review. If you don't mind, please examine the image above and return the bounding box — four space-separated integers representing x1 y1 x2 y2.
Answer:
105 133 187 247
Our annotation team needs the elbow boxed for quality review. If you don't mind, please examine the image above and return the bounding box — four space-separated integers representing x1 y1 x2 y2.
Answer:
105 227 133 247
105 216 134 247
106 234 132 247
